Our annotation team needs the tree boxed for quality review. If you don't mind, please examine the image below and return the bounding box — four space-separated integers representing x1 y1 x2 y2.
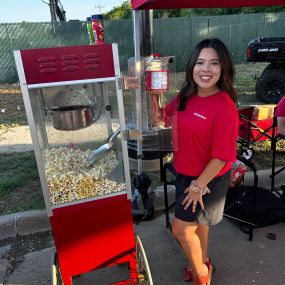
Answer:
104 1 132 19
153 9 186 18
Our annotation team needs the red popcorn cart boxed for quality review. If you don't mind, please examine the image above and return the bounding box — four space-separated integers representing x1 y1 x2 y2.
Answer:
14 44 153 285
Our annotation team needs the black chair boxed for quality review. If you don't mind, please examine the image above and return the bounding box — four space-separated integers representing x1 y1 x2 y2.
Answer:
270 115 285 195
223 156 258 241
225 151 285 241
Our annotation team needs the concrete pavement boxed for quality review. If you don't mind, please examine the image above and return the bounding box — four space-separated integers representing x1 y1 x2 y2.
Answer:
0 168 285 284
1 213 285 285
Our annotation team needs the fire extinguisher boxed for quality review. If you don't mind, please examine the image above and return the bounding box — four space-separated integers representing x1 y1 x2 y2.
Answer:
145 53 169 92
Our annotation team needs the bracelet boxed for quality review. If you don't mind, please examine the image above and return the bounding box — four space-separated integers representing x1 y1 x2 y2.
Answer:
189 180 210 195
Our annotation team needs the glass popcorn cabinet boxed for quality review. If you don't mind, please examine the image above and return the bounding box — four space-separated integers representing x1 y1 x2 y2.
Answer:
14 44 152 285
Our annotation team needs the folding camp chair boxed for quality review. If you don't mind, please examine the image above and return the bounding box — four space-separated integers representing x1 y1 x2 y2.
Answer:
238 106 274 159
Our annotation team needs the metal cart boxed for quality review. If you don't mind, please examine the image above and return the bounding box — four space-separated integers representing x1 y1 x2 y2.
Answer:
14 43 153 285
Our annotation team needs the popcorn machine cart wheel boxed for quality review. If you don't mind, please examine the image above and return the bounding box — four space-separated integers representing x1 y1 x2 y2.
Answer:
51 235 153 285
13 43 153 285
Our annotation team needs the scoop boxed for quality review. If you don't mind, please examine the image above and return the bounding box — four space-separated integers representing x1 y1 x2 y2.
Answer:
87 127 121 166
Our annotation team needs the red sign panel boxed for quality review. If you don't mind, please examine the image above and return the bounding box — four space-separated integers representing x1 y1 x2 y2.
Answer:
20 44 115 84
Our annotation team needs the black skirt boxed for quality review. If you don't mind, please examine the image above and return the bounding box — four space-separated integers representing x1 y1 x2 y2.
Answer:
174 170 231 225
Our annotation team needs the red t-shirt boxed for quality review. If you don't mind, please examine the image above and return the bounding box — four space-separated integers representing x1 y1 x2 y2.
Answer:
164 91 239 177
276 96 285 117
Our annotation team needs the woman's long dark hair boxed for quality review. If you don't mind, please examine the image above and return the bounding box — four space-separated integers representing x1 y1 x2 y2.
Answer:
178 38 237 111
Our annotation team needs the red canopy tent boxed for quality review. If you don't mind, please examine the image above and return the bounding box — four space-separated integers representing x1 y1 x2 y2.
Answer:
130 0 285 56
130 0 285 174
131 0 285 10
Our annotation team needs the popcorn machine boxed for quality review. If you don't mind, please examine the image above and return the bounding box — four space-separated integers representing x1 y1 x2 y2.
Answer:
14 44 153 284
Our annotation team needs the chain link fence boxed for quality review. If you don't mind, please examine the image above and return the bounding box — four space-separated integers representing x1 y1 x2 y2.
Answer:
154 12 285 71
1 12 285 83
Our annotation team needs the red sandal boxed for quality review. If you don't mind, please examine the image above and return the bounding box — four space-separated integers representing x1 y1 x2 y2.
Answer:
193 263 213 285
193 274 209 285
183 259 215 282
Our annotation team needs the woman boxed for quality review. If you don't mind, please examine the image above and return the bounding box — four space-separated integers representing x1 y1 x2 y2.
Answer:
164 38 239 285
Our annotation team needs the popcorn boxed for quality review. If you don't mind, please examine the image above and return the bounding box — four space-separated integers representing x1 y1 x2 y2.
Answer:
44 147 125 205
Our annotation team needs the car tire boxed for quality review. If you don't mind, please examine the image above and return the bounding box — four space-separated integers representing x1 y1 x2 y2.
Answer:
256 66 285 104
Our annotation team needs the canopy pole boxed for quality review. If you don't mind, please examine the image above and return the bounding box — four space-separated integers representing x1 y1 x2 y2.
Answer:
133 10 141 59
141 10 153 56
133 10 143 174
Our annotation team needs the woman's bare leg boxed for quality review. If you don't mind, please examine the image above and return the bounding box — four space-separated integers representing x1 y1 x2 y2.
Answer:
172 217 208 278
196 224 209 263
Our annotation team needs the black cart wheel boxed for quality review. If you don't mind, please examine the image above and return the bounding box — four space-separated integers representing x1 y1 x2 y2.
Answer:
135 235 153 285
256 66 285 103
240 147 254 160
51 251 63 285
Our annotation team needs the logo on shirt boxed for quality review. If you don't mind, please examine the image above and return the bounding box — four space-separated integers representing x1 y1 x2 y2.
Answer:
193 112 207 120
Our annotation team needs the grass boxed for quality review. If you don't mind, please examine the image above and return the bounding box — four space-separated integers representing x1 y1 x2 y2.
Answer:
248 143 284 169
0 152 37 190
248 139 285 169
235 62 268 105
0 62 284 215
0 152 45 215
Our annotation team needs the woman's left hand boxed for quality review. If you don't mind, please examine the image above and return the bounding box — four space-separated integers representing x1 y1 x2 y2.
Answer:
182 187 207 213
182 180 210 213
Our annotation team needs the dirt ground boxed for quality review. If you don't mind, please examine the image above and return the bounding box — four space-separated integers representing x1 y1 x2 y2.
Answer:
0 83 27 129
